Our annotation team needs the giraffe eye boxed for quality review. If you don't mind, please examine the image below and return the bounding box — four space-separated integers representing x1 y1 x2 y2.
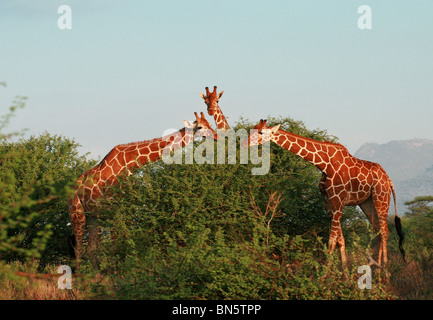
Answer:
258 132 263 135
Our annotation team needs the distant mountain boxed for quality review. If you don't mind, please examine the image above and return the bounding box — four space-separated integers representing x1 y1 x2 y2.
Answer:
354 139 433 215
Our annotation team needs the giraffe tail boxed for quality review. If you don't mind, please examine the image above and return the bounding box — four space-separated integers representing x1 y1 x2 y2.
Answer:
391 182 406 262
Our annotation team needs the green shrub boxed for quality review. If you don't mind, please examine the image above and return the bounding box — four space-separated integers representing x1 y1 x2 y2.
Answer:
93 118 392 299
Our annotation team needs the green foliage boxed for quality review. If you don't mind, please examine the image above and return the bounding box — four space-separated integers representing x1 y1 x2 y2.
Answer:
405 196 433 216
404 196 433 259
385 196 433 299
387 196 433 262
96 167 391 299
0 101 95 267
236 116 334 236
0 94 27 140
92 117 391 299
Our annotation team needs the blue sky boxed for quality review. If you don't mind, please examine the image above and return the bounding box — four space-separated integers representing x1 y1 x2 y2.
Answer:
1 0 433 159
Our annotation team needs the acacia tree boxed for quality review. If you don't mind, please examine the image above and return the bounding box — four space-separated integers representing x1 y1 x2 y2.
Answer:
402 196 433 261
0 93 95 267
405 196 433 216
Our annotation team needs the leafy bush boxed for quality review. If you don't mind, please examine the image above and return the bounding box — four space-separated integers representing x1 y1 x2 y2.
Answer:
387 196 433 299
0 98 95 267
92 117 391 299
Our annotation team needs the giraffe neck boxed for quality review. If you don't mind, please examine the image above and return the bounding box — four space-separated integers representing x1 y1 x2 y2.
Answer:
124 127 194 167
77 127 195 207
271 129 343 173
212 108 230 130
95 126 194 179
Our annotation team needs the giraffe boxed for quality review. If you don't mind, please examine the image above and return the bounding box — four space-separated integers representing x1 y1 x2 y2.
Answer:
244 119 405 266
68 112 218 269
200 86 230 130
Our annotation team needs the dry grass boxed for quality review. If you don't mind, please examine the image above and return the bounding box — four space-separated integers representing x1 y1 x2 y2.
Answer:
0 276 80 300
0 261 113 300
389 255 433 299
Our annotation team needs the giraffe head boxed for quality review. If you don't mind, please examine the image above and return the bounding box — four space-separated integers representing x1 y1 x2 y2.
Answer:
199 86 224 117
184 112 219 140
242 119 280 147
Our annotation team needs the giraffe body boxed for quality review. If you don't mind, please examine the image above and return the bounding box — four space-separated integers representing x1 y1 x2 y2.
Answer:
246 120 404 265
68 112 217 268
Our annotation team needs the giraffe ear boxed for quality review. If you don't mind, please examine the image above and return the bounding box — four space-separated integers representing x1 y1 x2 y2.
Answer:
217 91 224 99
199 93 206 100
184 120 195 128
271 124 281 134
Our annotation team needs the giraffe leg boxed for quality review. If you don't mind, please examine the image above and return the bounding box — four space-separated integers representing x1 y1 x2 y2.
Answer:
68 194 85 271
87 215 100 270
379 218 389 265
337 227 347 265
328 208 347 265
321 177 349 267
319 175 333 219
359 197 381 264
374 209 390 266
371 185 392 267
359 196 374 223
